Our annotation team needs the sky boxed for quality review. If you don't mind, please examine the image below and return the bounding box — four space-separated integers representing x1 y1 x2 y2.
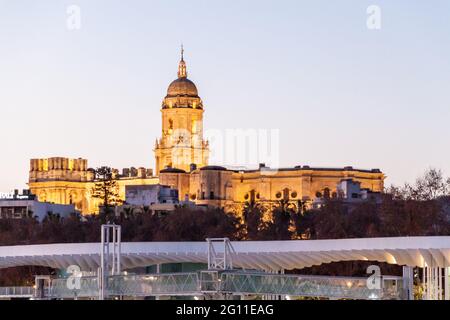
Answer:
0 0 449 191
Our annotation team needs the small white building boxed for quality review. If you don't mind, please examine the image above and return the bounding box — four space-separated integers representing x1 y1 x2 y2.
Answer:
337 179 381 202
114 184 204 216
125 184 179 206
0 190 78 221
312 179 382 208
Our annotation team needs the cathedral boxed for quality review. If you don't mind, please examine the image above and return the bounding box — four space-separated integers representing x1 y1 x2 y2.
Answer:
28 50 385 214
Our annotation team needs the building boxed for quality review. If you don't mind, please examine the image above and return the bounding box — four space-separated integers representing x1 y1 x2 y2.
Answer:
124 185 179 206
29 160 158 214
115 184 202 216
336 178 382 202
154 47 209 174
0 190 78 221
312 178 383 208
1 237 450 300
28 49 385 215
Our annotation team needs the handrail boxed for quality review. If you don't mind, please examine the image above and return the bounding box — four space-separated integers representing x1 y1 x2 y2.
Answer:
0 286 34 297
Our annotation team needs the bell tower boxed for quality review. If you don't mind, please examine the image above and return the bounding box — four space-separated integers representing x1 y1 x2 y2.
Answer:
154 47 209 175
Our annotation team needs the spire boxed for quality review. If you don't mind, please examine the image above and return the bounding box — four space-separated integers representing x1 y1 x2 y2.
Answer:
181 44 184 61
177 44 187 78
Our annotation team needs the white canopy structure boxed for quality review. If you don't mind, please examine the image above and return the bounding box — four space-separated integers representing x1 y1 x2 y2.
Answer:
0 236 449 271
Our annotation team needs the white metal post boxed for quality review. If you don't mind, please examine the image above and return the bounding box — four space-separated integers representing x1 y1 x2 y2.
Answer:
117 226 121 275
206 238 235 270
99 224 122 300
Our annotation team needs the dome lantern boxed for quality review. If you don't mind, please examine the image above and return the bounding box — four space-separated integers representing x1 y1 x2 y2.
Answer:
164 46 202 106
177 44 187 78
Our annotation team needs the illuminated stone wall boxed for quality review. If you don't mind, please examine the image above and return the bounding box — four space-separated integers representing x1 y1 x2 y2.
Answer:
29 157 159 214
28 158 384 215
229 166 384 207
155 108 209 174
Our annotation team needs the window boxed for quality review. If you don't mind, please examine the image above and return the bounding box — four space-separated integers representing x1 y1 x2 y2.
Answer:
210 191 214 200
168 119 174 134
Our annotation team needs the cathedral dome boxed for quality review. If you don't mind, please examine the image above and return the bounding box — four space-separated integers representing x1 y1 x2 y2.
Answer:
167 77 198 97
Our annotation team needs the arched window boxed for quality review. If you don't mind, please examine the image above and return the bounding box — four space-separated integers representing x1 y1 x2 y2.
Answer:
168 119 174 134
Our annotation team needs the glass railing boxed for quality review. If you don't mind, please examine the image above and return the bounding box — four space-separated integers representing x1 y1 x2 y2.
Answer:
44 271 405 300
218 272 405 300
49 276 99 299
0 286 34 297
107 273 199 297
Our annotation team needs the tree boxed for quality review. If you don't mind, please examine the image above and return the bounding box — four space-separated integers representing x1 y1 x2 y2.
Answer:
152 207 242 241
389 168 450 201
91 166 123 221
412 168 449 200
242 200 266 240
266 200 296 240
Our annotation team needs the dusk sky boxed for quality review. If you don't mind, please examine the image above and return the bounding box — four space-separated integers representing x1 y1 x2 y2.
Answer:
0 0 449 192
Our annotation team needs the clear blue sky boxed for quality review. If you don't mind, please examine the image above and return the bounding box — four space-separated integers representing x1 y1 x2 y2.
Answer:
0 0 449 191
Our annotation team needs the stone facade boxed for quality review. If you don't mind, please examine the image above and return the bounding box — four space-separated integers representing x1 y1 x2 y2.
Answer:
158 165 384 213
28 50 385 215
154 49 209 174
29 158 157 214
